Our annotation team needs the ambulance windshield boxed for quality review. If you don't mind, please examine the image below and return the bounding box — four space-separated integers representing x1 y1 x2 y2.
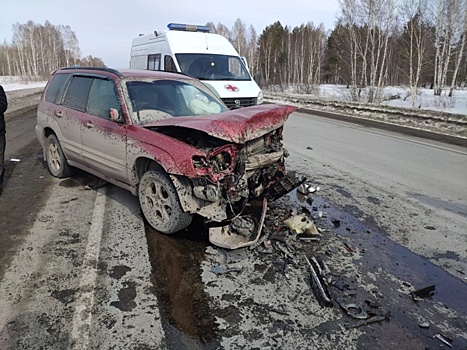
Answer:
176 54 251 81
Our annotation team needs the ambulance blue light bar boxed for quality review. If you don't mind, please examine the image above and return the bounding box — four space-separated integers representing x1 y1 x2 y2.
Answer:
167 23 210 33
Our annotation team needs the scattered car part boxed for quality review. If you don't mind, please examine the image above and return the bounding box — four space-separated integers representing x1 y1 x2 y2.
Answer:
211 265 243 275
347 314 389 329
285 215 319 235
338 301 369 320
209 197 267 249
411 285 436 301
434 333 452 347
265 171 305 201
304 256 333 307
222 248 248 263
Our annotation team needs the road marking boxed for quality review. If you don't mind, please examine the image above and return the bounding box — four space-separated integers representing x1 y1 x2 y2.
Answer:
71 187 107 349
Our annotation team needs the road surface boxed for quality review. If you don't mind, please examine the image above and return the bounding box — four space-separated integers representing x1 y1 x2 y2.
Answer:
0 107 466 349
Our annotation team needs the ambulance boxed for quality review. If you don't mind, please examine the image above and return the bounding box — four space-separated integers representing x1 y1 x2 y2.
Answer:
130 23 263 109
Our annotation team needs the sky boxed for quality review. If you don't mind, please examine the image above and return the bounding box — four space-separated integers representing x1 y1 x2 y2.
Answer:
0 0 340 69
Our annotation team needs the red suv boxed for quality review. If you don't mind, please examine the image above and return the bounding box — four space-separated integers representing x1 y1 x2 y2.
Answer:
36 67 296 236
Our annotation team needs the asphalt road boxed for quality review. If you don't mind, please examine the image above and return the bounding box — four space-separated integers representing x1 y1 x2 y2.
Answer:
0 107 466 349
284 111 467 280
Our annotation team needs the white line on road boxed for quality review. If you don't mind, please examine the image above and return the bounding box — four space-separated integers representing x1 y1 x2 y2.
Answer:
70 187 107 349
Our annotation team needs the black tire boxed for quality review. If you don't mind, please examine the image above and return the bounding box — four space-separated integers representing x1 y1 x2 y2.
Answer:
138 170 192 234
46 134 72 178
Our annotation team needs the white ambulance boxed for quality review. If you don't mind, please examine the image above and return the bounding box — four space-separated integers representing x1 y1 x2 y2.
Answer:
130 23 263 109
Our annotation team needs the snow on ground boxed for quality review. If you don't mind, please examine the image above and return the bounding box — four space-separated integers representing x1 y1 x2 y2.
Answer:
0 76 47 91
273 84 467 116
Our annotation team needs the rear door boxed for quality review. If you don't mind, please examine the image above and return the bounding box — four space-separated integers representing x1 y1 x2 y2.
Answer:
55 74 93 166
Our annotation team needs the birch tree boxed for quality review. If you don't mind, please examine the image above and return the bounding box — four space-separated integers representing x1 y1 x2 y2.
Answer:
399 0 431 107
430 0 466 95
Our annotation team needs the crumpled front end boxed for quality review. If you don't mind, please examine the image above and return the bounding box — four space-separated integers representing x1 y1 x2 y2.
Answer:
169 124 293 223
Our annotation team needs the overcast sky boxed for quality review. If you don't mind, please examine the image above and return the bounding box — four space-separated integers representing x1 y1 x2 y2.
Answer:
0 0 340 69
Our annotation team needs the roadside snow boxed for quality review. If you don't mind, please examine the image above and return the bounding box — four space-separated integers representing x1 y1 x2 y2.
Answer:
0 76 47 91
269 84 467 116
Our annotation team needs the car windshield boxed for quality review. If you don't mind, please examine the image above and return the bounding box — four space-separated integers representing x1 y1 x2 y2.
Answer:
176 54 251 81
126 79 228 125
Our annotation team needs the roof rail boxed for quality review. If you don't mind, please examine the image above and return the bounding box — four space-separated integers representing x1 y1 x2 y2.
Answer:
60 66 124 78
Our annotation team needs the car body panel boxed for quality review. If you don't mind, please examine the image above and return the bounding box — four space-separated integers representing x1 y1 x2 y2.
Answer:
80 114 128 183
143 104 296 143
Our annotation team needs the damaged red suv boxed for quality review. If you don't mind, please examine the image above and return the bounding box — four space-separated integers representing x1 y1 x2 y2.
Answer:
36 67 298 243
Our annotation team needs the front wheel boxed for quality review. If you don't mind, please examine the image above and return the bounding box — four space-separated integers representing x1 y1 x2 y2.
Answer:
138 170 192 234
46 134 72 178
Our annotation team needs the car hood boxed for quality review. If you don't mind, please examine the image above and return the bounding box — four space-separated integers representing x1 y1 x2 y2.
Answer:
144 104 297 143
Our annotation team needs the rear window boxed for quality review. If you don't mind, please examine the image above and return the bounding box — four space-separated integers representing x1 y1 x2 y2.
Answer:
45 73 71 103
62 76 93 111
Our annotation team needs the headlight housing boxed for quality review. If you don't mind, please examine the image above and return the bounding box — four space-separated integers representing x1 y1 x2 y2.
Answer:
257 91 264 105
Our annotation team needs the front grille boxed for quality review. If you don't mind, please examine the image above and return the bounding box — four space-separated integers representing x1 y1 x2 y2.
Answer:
222 97 257 109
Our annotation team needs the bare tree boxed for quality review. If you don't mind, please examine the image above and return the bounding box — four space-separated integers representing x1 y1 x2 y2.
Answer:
232 18 247 56
430 0 466 95
448 0 467 96
399 0 431 107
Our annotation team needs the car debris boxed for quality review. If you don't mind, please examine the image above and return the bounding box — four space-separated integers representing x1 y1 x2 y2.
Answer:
410 285 436 301
285 214 319 235
221 248 248 263
434 333 452 347
209 198 267 249
338 301 369 320
210 264 243 275
418 321 429 328
347 314 389 329
344 242 356 252
304 256 333 307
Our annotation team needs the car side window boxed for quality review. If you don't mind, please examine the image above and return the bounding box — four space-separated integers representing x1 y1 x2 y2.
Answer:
62 76 93 111
87 78 121 120
45 73 71 103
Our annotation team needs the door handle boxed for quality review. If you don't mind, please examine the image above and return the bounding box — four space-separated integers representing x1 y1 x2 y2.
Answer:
84 122 94 128
54 109 63 118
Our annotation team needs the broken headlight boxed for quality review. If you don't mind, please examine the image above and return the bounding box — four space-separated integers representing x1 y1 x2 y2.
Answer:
192 144 237 179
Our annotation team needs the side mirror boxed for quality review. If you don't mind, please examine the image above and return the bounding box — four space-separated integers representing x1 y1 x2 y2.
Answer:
110 108 122 123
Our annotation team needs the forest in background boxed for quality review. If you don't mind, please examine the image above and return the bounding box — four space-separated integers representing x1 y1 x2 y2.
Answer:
0 0 466 106
0 20 105 78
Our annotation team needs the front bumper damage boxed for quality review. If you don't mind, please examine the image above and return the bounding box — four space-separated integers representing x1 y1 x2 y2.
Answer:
169 126 304 249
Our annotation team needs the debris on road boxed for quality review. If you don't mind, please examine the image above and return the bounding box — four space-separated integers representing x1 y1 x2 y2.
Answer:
344 242 356 252
338 301 369 319
305 256 333 307
410 285 436 301
347 314 389 328
434 333 453 347
211 264 243 275
285 214 319 235
209 198 267 249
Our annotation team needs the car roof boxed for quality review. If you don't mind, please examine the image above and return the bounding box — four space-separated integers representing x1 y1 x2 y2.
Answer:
55 67 193 81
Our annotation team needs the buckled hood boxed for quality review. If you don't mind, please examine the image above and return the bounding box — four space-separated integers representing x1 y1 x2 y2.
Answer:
145 104 297 143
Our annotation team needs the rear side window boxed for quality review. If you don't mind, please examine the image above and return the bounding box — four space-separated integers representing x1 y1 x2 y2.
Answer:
45 73 71 103
62 76 93 111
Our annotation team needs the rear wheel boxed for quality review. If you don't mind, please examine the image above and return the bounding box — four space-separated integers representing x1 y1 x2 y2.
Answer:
46 134 72 178
138 170 192 233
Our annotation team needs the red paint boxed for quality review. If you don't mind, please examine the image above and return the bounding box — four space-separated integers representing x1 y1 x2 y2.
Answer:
144 104 297 143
